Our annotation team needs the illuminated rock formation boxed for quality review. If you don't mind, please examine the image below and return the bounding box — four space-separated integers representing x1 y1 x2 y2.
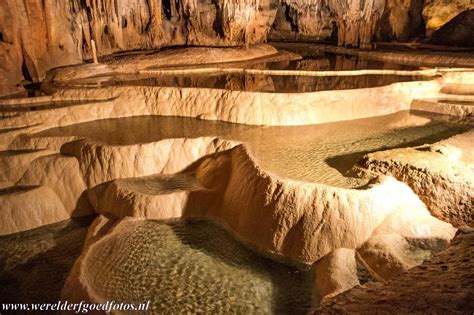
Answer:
60 144 456 303
356 130 474 228
318 229 474 314
3 0 474 97
0 186 69 236
0 0 276 96
430 9 474 47
423 0 474 35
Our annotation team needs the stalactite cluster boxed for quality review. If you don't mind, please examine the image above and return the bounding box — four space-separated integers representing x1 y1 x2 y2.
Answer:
276 0 386 48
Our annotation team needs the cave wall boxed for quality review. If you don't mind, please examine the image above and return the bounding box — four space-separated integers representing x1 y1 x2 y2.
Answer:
270 0 425 45
270 0 386 48
376 0 425 42
270 1 335 42
1 0 474 97
423 0 474 35
270 0 474 46
430 9 474 47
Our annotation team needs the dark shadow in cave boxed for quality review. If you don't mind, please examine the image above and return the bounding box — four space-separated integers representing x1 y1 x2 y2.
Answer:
0 215 95 304
162 0 172 20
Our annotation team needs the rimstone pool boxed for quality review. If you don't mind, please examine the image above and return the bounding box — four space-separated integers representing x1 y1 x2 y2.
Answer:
60 53 429 93
33 110 469 187
0 40 473 314
80 219 316 314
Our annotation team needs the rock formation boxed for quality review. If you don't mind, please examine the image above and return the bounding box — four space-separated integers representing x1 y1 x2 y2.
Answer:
2 0 474 97
0 186 69 236
430 9 474 47
0 21 473 313
318 229 474 314
423 0 474 35
60 143 456 304
376 0 425 42
355 130 474 228
0 0 276 96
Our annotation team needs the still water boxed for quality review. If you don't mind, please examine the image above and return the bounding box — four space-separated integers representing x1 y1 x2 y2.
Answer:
67 54 429 93
37 111 470 187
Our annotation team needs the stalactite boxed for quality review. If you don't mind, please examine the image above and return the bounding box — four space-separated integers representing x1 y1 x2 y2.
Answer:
279 0 386 48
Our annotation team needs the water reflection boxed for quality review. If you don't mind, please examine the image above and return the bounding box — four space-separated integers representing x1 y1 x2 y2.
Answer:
69 54 429 93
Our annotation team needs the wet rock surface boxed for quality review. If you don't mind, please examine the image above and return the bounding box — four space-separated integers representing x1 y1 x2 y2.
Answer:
3 0 474 97
356 129 474 228
0 0 276 96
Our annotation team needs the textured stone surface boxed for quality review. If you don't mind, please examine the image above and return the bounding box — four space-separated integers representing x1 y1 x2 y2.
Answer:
0 78 443 150
3 0 474 97
411 98 474 118
0 186 69 236
61 137 236 188
356 129 474 228
0 149 54 183
376 0 425 42
62 144 456 305
318 230 474 314
423 0 474 33
98 173 206 219
16 155 92 217
272 0 430 44
315 248 360 300
47 44 278 84
0 43 472 311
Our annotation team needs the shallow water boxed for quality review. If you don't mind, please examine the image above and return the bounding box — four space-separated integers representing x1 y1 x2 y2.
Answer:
0 216 94 303
86 219 315 314
38 111 471 187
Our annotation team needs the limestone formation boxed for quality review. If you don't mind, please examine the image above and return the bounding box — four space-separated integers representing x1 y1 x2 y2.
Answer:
318 229 474 314
0 40 472 312
430 9 474 47
315 248 360 301
0 44 449 151
0 0 276 96
60 143 456 303
3 0 474 97
16 154 92 217
423 0 474 34
355 130 474 228
0 149 54 183
0 186 69 236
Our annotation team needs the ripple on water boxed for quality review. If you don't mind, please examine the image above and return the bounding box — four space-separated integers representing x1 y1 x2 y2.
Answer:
85 219 316 314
